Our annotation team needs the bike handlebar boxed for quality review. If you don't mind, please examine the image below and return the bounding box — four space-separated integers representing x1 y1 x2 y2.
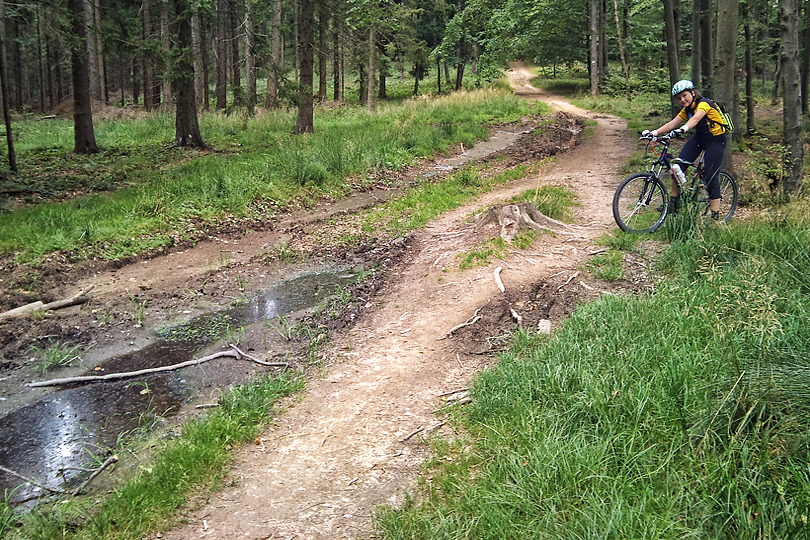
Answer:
638 131 682 142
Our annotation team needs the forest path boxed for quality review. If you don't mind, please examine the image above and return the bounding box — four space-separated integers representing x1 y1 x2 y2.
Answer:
153 63 634 539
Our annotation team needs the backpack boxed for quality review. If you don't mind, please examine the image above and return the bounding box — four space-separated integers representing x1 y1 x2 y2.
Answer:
712 101 735 134
686 98 734 134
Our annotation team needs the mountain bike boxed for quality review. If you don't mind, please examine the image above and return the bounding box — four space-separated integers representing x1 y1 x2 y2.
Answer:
612 132 739 233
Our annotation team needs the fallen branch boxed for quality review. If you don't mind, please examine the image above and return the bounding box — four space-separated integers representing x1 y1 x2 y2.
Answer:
439 305 485 340
437 387 469 398
27 345 286 388
227 344 289 367
0 465 67 494
0 285 95 320
557 271 580 291
72 455 118 496
401 425 425 442
494 266 505 292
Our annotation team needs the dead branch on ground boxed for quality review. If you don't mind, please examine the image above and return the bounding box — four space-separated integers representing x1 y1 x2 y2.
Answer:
439 305 485 340
0 465 68 494
72 455 118 496
27 344 288 388
494 266 505 292
0 286 95 320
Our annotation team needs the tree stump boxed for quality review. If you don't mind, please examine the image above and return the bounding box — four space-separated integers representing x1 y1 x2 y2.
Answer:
473 202 576 242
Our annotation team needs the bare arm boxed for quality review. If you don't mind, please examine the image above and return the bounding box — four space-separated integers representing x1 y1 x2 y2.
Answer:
653 109 706 135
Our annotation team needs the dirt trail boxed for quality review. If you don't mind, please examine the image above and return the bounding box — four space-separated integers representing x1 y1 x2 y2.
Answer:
150 65 634 539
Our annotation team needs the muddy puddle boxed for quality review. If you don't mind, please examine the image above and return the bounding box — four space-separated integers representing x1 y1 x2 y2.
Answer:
0 269 357 504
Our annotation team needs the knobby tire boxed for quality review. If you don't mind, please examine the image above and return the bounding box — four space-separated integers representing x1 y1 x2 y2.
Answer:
612 173 668 233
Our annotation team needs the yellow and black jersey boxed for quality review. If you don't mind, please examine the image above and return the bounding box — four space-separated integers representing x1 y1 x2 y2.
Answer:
677 98 727 137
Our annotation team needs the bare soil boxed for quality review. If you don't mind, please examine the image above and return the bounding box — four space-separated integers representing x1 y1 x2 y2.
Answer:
0 64 644 538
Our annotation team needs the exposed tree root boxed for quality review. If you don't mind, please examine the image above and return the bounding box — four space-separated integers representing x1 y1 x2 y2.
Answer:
473 202 578 242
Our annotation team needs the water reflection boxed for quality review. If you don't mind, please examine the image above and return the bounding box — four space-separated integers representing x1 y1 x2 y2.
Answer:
0 269 356 503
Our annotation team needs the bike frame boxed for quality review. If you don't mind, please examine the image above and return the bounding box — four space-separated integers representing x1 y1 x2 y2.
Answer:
643 133 703 194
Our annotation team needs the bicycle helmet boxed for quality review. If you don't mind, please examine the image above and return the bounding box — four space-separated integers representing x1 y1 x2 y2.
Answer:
671 79 694 96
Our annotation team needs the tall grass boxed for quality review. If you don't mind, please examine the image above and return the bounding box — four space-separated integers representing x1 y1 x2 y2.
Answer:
376 205 810 538
6 372 302 540
1 89 527 262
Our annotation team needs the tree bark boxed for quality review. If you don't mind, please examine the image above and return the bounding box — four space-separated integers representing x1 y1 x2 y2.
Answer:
244 0 256 112
68 0 100 154
215 0 227 110
142 0 155 111
317 2 328 101
173 0 206 148
294 0 314 133
229 0 242 107
663 0 680 91
743 0 755 133
366 25 375 111
0 0 18 171
780 0 804 194
589 0 599 95
801 1 810 114
612 0 629 91
713 0 738 163
698 0 712 92
332 13 341 101
266 0 282 108
92 0 106 104
160 0 172 105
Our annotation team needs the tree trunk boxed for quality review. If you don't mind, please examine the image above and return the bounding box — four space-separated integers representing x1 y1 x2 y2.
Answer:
690 0 701 85
713 0 738 162
332 15 340 101
780 0 804 195
160 0 172 105
743 0 755 133
93 0 106 104
266 0 282 108
83 0 100 101
0 0 17 171
244 0 256 112
612 0 629 91
366 25 375 111
663 0 680 91
36 6 46 111
229 0 242 108
68 0 100 153
294 0 314 134
589 0 599 95
317 2 327 101
200 11 210 110
801 2 810 114
173 0 206 148
142 0 155 111
698 0 712 92
192 11 203 106
215 0 227 110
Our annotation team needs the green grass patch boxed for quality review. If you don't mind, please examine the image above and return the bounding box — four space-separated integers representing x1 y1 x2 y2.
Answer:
1 89 529 263
510 184 578 222
585 249 624 281
376 203 810 538
457 237 509 270
5 373 302 539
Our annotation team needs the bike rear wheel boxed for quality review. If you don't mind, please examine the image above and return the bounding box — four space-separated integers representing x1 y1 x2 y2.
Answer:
612 173 668 233
694 169 739 223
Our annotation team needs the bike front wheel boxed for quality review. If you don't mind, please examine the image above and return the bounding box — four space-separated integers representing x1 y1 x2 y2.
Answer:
695 169 739 223
612 173 668 233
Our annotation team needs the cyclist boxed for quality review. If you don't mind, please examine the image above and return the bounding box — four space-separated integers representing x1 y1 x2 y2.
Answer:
642 80 728 218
